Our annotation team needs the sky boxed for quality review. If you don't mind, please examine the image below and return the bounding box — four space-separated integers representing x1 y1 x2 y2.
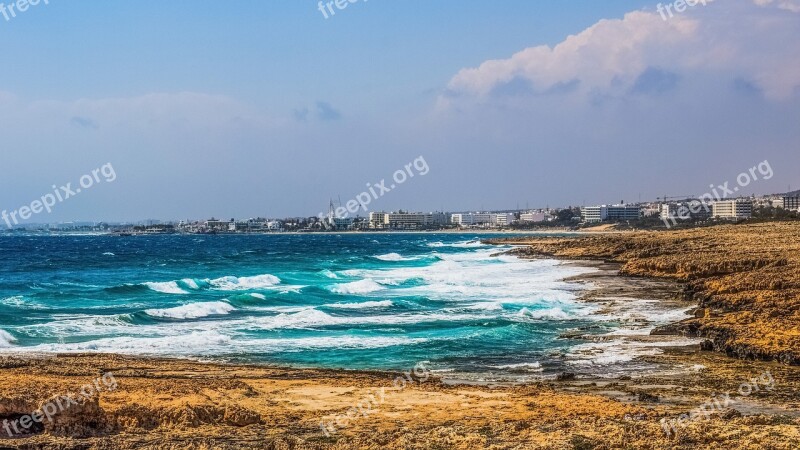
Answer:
0 0 798 223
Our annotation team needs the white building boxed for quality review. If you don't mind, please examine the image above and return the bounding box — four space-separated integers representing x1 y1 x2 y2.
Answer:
369 212 449 229
451 213 496 227
519 212 548 223
368 212 388 229
581 205 642 223
712 200 753 219
495 213 516 226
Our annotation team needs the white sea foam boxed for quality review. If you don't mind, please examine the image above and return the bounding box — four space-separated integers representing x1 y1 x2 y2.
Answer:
445 302 504 312
249 293 267 300
1 296 27 307
320 269 339 279
144 281 189 295
181 278 201 290
490 362 543 372
102 252 115 256
209 274 281 291
426 240 486 248
566 337 700 367
0 330 17 348
256 309 481 330
338 249 596 306
517 307 574 321
144 301 236 320
325 300 394 310
329 279 384 295
1 332 426 356
373 253 417 262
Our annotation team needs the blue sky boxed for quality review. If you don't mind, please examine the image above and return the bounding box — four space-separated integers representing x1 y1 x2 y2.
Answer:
1 0 799 222
3 1 651 106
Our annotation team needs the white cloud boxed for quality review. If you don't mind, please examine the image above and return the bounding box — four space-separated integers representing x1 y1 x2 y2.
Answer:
753 0 800 13
443 0 800 105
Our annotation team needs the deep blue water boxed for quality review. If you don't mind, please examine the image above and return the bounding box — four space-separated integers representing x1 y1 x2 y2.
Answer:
0 233 690 379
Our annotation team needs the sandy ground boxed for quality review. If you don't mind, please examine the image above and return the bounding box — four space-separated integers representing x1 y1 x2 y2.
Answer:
0 351 796 449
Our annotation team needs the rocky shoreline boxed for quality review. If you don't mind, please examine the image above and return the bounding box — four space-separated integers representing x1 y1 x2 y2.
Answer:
485 222 800 366
0 352 797 449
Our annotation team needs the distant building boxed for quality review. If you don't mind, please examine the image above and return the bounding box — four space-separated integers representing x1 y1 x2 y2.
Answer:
369 212 449 229
660 201 712 226
204 219 232 232
783 196 800 212
369 212 388 229
712 200 753 219
519 212 549 223
495 213 516 226
452 213 496 226
581 206 606 223
581 205 642 223
266 221 283 232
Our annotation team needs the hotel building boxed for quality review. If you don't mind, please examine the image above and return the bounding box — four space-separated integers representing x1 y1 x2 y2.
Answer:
783 196 800 212
581 205 642 223
369 212 449 229
712 200 753 219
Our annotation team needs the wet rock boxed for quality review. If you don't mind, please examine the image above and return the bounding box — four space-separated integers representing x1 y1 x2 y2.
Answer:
637 392 660 403
556 372 576 381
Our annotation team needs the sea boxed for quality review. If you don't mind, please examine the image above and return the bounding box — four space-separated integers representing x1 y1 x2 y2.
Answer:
0 233 696 380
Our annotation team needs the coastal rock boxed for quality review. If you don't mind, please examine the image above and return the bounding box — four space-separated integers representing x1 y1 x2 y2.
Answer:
43 393 109 438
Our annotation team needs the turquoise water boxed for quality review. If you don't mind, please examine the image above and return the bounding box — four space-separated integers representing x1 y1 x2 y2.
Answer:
0 234 691 379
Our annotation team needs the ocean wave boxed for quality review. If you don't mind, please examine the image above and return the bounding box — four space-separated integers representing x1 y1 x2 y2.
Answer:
324 300 394 310
0 330 17 348
5 330 235 355
257 309 482 330
319 269 339 279
426 240 485 249
144 281 189 295
144 301 236 320
517 307 573 321
328 279 384 295
1 296 28 307
373 253 417 262
209 274 281 291
138 274 281 294
0 332 426 356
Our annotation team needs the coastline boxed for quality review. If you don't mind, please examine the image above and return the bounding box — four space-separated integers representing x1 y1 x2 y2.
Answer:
0 348 797 449
1 225 798 448
484 222 800 365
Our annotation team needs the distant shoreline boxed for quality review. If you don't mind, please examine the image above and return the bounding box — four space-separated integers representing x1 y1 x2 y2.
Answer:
0 228 634 237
